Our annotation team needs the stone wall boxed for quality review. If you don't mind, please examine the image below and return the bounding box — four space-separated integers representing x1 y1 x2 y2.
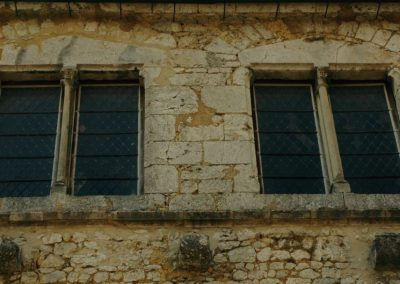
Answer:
1 223 400 283
1 1 400 283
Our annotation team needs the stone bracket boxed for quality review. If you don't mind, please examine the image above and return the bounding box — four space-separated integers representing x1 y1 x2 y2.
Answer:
370 233 400 270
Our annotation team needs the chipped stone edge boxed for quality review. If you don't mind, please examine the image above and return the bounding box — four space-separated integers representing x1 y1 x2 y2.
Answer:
1 193 400 223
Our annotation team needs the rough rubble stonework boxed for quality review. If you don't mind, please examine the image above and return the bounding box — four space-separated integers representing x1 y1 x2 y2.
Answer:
0 1 400 283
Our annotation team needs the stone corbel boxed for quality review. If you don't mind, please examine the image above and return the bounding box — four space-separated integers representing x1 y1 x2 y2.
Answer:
54 67 78 188
315 67 351 194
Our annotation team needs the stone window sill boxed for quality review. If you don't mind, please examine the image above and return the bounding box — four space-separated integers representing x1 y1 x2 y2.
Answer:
0 193 399 223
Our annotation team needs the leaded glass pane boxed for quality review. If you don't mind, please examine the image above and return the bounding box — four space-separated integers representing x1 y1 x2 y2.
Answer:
0 86 60 197
255 84 325 194
74 85 139 196
263 178 324 194
331 84 400 194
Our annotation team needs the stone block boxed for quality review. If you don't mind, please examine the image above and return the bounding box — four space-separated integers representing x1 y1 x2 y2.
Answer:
205 38 239 55
386 33 400 52
170 73 226 86
198 179 233 193
181 180 198 194
233 164 260 193
169 194 215 211
42 271 66 283
181 165 227 180
145 33 177 48
144 165 178 193
201 86 247 113
228 246 256 263
180 125 224 141
372 29 392 46
224 114 253 140
148 142 202 165
198 3 224 13
216 193 266 211
171 49 208 67
232 67 251 86
337 22 358 37
146 86 198 115
355 23 377 41
204 141 253 164
145 115 176 141
177 233 212 271
370 233 400 270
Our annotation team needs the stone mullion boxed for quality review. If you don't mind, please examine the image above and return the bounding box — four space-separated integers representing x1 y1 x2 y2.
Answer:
55 67 77 188
389 68 400 120
315 68 351 193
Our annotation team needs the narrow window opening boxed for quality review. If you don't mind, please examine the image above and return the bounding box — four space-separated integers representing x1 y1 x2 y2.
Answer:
71 82 141 196
253 83 326 194
0 83 61 197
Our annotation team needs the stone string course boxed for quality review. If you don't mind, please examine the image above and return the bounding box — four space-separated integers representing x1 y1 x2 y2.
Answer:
1 224 400 283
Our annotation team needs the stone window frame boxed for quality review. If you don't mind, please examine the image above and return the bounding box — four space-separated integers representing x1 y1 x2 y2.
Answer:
250 63 400 195
0 64 145 198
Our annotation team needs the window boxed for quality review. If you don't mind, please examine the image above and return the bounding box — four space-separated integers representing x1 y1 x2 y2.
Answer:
330 84 400 194
0 68 142 197
253 78 400 194
253 84 326 194
0 84 61 197
72 84 141 196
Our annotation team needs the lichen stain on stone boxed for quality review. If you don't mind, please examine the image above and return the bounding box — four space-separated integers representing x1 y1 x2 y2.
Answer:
266 20 292 39
175 92 219 139
223 166 238 180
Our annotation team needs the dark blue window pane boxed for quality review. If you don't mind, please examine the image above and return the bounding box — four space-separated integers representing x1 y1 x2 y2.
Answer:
0 87 60 197
341 155 400 178
347 178 400 194
77 134 138 156
0 158 54 181
255 86 313 111
75 85 139 196
259 133 319 155
79 112 138 134
331 84 400 194
0 87 60 113
80 86 139 112
0 114 59 135
75 180 137 196
0 181 51 197
337 133 398 155
255 84 324 194
263 178 325 194
0 136 55 158
261 155 323 178
330 85 388 111
75 156 138 180
333 112 393 132
257 112 316 133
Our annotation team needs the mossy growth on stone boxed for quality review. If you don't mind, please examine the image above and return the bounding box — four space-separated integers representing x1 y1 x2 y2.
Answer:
0 237 21 274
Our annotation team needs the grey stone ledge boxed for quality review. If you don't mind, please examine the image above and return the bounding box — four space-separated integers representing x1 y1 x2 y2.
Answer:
0 193 400 223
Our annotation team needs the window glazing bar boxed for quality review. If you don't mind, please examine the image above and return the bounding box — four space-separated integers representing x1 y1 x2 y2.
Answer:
315 67 351 193
55 67 77 187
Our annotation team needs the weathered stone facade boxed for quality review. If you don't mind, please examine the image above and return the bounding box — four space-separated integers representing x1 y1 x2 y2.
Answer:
0 1 400 283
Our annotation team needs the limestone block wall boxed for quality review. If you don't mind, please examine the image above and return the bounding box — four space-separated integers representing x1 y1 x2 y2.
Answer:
0 1 400 283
